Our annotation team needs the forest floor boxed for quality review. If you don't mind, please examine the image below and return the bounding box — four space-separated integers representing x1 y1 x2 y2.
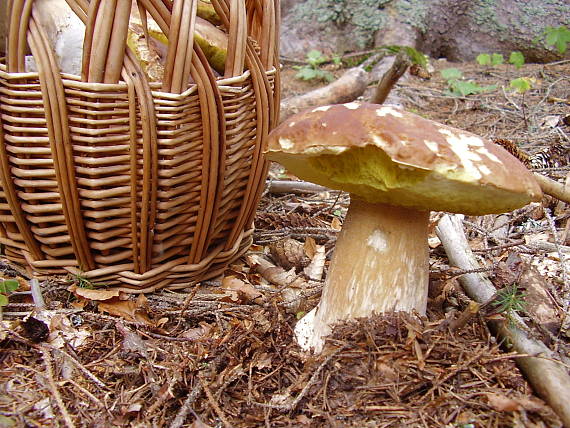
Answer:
1 57 569 427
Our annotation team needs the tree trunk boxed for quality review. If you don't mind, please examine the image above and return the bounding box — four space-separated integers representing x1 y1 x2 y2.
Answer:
281 0 570 62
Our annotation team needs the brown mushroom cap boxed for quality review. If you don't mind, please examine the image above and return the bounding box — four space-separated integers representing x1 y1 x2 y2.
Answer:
266 103 542 215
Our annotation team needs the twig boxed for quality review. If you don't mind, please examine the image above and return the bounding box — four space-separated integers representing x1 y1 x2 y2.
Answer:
169 382 203 428
534 173 570 204
199 375 232 428
266 180 330 194
436 214 570 427
371 51 411 105
30 279 46 310
42 349 76 428
449 301 481 332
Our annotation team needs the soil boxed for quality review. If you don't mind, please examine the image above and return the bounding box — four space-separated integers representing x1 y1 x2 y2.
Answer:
1 58 569 427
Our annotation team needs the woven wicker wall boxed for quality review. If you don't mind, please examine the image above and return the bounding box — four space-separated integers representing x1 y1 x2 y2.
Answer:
0 0 280 292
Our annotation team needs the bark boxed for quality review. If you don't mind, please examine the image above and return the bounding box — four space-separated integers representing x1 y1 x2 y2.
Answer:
279 66 369 122
534 173 570 205
436 214 570 427
282 0 570 62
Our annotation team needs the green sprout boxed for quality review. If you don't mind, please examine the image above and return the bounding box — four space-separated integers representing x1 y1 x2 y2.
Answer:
440 68 497 97
294 50 336 82
543 25 570 54
508 51 525 69
0 279 19 307
476 53 504 67
492 284 526 324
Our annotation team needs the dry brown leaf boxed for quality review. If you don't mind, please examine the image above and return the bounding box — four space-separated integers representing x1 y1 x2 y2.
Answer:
221 275 263 304
98 298 154 326
182 322 213 341
69 284 120 301
253 352 272 370
303 244 326 281
303 237 317 259
487 393 521 412
331 216 342 231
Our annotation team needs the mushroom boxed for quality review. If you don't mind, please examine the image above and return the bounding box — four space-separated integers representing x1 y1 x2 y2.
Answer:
265 102 542 352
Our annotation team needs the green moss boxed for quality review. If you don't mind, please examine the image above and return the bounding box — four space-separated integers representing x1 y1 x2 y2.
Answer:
395 0 429 33
291 0 393 49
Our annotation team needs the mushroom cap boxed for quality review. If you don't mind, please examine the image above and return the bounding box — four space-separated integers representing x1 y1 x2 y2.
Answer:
266 102 542 215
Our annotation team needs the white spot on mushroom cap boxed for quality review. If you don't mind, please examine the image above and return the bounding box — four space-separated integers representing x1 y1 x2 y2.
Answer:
476 147 501 163
479 165 492 175
279 138 294 150
322 122 327 127
312 105 331 112
425 141 439 152
288 121 296 127
366 229 388 252
376 106 404 117
344 102 360 110
438 129 490 180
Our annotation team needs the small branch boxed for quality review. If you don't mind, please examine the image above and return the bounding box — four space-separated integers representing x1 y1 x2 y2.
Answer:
30 278 46 311
169 382 203 428
42 349 76 428
534 173 570 204
449 301 481 332
266 180 331 194
371 51 411 105
199 375 232 428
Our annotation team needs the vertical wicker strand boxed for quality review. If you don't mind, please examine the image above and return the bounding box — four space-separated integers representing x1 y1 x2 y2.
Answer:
120 67 141 274
81 0 102 81
104 0 131 84
223 0 246 78
27 18 95 270
30 10 95 269
189 44 225 262
87 0 117 82
186 47 218 264
161 0 183 91
124 50 158 272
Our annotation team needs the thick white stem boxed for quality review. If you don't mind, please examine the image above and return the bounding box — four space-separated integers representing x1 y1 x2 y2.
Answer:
296 199 429 352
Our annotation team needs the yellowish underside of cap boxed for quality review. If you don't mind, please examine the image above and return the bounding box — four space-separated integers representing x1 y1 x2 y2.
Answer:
269 146 533 215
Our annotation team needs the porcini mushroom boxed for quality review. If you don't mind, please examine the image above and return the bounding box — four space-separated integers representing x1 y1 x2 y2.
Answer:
266 102 542 352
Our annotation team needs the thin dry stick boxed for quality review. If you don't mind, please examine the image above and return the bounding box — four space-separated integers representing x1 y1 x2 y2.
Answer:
169 382 203 428
199 375 232 428
534 173 570 204
42 349 76 428
449 301 481 332
371 51 411 105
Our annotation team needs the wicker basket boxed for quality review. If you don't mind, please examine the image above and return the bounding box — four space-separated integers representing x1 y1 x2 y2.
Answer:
0 0 280 292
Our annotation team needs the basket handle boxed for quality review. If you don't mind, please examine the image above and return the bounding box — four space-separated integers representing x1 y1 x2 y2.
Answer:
161 0 198 93
211 0 246 78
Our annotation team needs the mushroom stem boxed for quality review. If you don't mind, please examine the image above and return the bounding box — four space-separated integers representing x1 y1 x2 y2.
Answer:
297 198 429 352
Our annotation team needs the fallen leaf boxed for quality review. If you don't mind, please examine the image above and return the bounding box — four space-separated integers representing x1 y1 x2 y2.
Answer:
182 322 213 341
98 297 154 326
221 275 262 304
303 244 326 281
330 216 342 231
68 285 120 301
487 393 521 412
253 352 272 370
303 237 317 259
